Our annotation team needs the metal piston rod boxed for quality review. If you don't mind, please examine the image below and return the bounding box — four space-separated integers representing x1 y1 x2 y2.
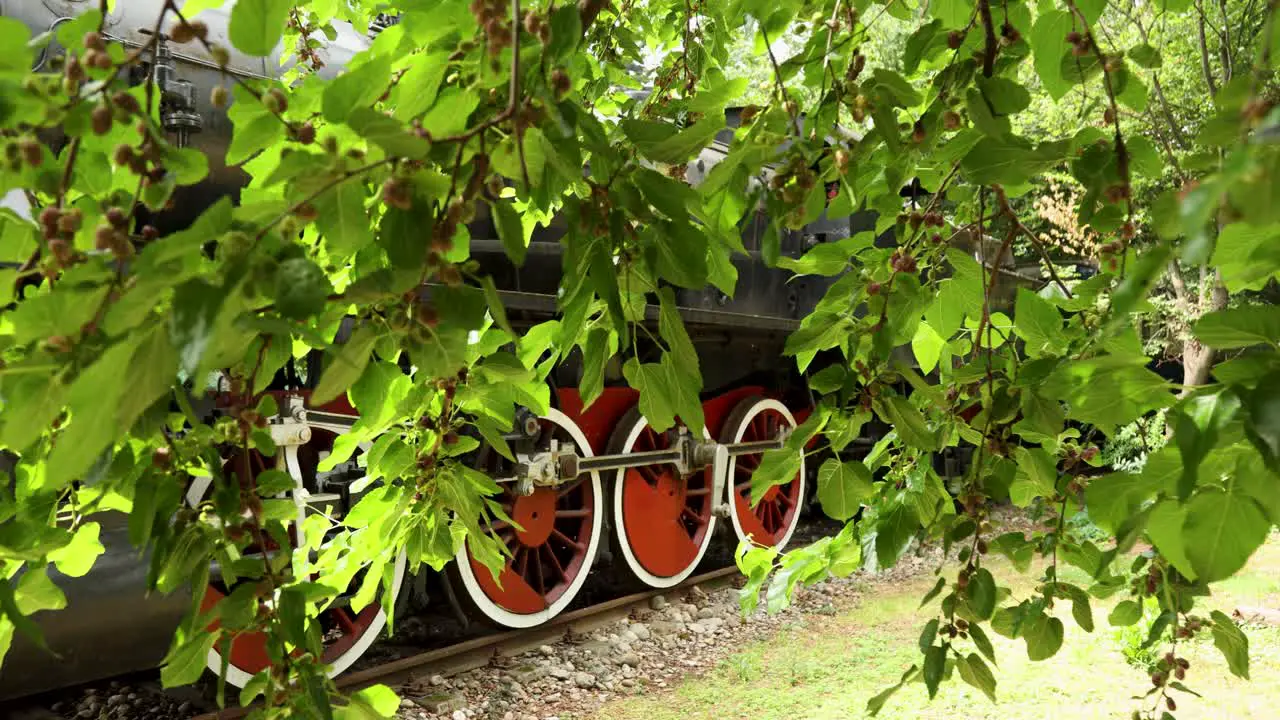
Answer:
503 425 792 498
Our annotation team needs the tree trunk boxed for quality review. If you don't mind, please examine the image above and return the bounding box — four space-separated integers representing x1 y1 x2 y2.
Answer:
1182 337 1215 391
1179 271 1229 395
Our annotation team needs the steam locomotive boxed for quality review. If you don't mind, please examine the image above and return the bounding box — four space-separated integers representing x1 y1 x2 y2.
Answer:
0 0 1039 701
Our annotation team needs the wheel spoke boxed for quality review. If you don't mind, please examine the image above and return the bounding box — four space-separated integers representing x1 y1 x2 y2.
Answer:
685 486 712 497
331 608 357 635
555 508 590 519
735 481 751 493
638 464 663 485
532 546 546 594
551 528 586 552
543 545 568 583
769 501 784 532
489 519 512 533
514 546 529 577
680 506 706 526
557 478 585 498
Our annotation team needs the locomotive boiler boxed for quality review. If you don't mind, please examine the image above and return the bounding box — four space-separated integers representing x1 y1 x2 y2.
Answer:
0 0 1039 702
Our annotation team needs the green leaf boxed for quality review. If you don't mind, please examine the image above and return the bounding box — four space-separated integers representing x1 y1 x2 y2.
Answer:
546 4 582 59
315 179 371 257
876 395 939 451
911 321 945 374
866 665 918 716
479 276 514 339
977 77 1032 115
1244 370 1280 471
47 522 104 578
871 69 922 107
1023 613 1064 660
1174 389 1240 496
1031 11 1074 100
962 137 1061 186
392 54 448 121
1109 599 1142 627
1070 592 1094 633
1042 358 1174 434
624 117 722 164
421 89 481 138
273 257 334 321
875 504 919 569
1210 610 1250 680
815 458 873 521
623 358 677 433
922 644 946 699
161 631 218 688
652 222 709 289
578 327 616 409
1085 466 1161 534
966 568 997 620
969 623 997 664
1193 306 1280 349
930 0 970 27
1010 447 1057 507
324 55 393 123
491 200 527 266
118 326 178 430
346 108 431 159
313 326 381 406
339 684 401 719
1145 499 1197 581
182 0 228 19
228 0 290 56
776 236 871 276
1014 289 1065 356
170 279 223 377
1129 43 1162 68
1183 485 1270 583
918 618 940 653
14 567 67 614
955 653 997 701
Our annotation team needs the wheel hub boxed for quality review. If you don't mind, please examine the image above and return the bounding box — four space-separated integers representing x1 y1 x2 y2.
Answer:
511 489 558 546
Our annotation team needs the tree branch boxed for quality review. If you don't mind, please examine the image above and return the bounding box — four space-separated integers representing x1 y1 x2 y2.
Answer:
977 0 998 77
761 26 802 136
1195 0 1221 95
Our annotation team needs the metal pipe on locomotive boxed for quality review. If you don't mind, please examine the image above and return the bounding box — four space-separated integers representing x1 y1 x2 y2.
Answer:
0 0 1043 701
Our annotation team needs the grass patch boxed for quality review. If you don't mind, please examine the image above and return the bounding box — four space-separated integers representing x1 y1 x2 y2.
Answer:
595 539 1280 720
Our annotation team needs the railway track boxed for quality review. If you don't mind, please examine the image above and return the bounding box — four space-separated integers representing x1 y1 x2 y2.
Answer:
191 566 742 720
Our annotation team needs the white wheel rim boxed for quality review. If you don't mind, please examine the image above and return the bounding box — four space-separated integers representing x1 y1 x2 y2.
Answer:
453 407 604 628
190 413 406 687
612 417 717 588
726 398 805 551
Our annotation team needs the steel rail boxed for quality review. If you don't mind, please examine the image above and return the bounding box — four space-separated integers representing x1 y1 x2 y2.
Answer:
190 565 742 720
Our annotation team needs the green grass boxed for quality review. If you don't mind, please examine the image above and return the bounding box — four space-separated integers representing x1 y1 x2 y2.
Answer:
594 538 1280 720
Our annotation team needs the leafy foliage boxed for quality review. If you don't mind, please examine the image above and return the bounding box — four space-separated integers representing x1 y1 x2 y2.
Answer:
0 0 1277 718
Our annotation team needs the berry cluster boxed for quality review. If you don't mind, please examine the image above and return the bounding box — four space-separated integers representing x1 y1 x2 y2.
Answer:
2 137 44 172
470 0 513 58
768 154 818 205
168 19 208 45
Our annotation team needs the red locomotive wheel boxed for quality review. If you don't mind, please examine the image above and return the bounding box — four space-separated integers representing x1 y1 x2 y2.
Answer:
453 408 603 628
719 397 805 550
189 419 405 688
609 409 717 587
